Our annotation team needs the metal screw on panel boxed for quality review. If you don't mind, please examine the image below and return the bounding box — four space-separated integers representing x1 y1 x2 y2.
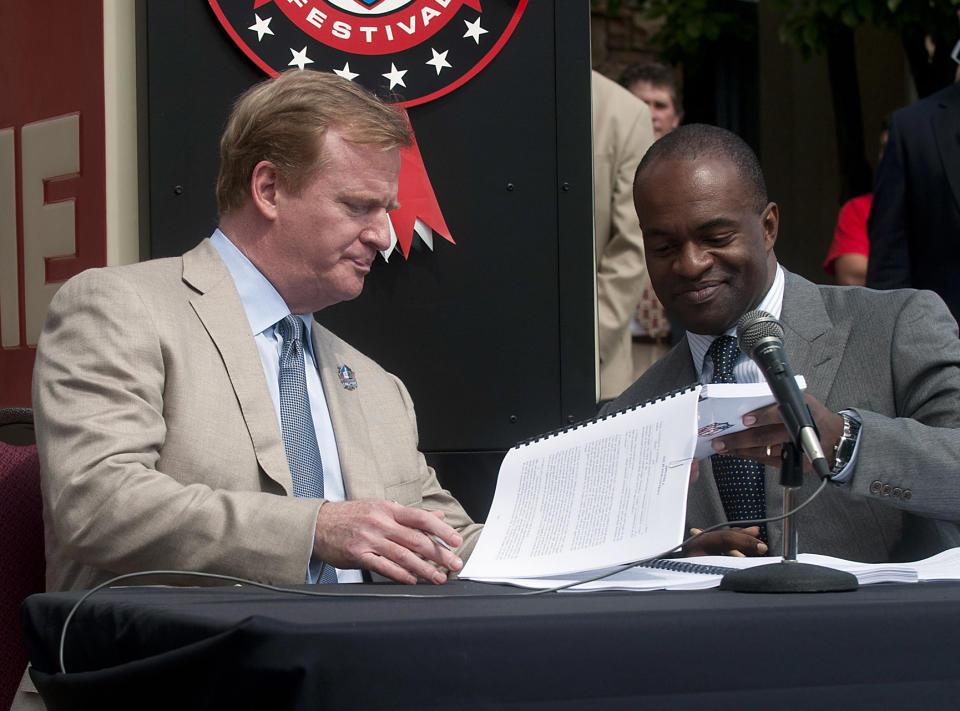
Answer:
173 185 184 195
506 182 515 191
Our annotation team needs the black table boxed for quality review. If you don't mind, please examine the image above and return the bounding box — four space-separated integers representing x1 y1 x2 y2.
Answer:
22 580 960 710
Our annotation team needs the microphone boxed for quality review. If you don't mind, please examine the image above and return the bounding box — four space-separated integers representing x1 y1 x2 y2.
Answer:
736 310 832 479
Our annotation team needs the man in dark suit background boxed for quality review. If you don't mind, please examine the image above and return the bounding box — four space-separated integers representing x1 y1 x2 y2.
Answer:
867 81 960 322
603 124 960 563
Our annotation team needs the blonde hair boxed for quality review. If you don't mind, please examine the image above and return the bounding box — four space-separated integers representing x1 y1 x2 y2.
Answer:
216 70 412 216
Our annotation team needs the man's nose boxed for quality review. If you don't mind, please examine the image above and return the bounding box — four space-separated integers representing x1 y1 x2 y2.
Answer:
362 210 392 252
675 242 712 278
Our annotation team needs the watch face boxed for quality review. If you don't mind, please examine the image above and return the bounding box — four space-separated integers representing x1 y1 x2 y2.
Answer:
832 415 860 473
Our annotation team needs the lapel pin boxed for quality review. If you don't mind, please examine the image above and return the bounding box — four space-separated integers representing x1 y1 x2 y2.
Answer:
338 364 358 391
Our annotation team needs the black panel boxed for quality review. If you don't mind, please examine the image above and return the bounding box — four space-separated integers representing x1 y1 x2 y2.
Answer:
138 1 594 508
427 450 504 523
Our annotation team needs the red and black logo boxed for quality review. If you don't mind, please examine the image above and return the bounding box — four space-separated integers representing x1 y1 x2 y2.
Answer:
209 0 527 107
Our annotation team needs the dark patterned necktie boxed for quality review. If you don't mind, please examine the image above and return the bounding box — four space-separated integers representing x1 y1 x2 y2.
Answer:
708 335 767 542
278 315 338 583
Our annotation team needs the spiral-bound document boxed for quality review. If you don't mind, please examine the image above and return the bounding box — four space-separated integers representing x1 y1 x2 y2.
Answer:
461 386 702 580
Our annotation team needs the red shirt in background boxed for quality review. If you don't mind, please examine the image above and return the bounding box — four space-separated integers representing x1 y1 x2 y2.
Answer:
823 194 872 275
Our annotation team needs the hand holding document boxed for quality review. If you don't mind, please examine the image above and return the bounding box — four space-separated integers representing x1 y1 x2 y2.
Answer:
694 376 806 459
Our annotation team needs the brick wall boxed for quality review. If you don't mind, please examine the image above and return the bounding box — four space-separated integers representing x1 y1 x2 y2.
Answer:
590 9 665 84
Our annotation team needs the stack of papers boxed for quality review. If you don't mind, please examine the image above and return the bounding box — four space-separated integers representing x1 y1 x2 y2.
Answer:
468 549 960 592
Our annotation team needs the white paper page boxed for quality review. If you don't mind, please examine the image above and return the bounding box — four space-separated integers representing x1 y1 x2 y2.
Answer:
904 546 960 581
798 553 918 583
694 375 806 459
460 387 700 579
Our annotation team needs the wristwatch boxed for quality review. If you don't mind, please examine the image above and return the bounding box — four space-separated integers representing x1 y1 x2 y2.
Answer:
831 412 861 476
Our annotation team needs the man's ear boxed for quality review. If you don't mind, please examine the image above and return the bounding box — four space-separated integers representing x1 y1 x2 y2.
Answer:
762 201 779 250
250 160 279 220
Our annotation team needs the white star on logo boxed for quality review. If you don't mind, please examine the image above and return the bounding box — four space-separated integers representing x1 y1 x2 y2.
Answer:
288 47 314 70
463 17 488 44
425 48 451 75
382 63 407 89
334 62 359 81
248 14 273 42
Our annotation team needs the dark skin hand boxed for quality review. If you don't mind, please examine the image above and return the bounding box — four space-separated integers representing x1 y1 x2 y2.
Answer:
684 526 768 557
686 463 768 556
684 394 845 557
710 393 845 473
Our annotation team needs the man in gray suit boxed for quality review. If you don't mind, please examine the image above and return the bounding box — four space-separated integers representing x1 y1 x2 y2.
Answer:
603 124 960 562
32 70 481 594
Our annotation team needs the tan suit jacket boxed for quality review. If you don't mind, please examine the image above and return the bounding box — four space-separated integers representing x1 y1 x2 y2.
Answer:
592 71 654 400
32 239 481 592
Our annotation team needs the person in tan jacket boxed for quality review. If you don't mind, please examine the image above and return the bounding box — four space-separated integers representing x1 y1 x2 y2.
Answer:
592 70 655 400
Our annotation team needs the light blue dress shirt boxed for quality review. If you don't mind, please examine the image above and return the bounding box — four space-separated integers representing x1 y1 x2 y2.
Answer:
211 230 363 583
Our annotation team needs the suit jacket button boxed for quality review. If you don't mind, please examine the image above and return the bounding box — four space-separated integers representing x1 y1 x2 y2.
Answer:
892 487 902 499
870 480 882 495
881 483 892 496
902 489 912 501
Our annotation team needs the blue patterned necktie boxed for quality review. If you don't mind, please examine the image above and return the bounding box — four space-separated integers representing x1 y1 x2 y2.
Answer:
708 335 767 542
277 315 338 583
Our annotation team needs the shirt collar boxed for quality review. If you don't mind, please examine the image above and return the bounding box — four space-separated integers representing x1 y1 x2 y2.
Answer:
209 230 316 350
687 264 785 378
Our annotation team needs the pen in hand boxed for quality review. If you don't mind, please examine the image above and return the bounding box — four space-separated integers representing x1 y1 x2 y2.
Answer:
391 499 454 551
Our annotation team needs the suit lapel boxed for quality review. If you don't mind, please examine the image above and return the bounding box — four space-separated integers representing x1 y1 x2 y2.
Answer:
311 324 381 500
779 272 848 404
932 85 960 215
183 240 293 494
758 272 851 551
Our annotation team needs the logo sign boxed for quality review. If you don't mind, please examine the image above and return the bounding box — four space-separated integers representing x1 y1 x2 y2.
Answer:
209 0 528 107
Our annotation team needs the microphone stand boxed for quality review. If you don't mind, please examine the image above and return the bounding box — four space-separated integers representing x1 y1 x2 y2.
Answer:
718 443 858 593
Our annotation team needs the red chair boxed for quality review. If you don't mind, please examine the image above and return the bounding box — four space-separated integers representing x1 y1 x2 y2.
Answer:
0 442 44 711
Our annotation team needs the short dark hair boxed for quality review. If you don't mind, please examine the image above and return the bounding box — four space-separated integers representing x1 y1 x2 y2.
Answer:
619 62 683 118
634 124 768 213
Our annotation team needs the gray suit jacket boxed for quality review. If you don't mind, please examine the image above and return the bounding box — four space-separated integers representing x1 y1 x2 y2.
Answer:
603 270 960 562
32 239 481 591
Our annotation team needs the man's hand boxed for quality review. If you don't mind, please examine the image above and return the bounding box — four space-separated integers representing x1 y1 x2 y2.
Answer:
683 526 768 557
710 393 844 472
313 500 464 585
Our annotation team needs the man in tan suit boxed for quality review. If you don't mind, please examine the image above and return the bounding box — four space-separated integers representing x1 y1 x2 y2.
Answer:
592 71 655 400
31 70 481 595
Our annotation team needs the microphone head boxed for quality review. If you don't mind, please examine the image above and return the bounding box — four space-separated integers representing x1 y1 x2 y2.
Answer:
736 310 784 357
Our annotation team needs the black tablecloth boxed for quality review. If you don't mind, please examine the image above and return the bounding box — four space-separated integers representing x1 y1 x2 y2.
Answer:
22 580 960 710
